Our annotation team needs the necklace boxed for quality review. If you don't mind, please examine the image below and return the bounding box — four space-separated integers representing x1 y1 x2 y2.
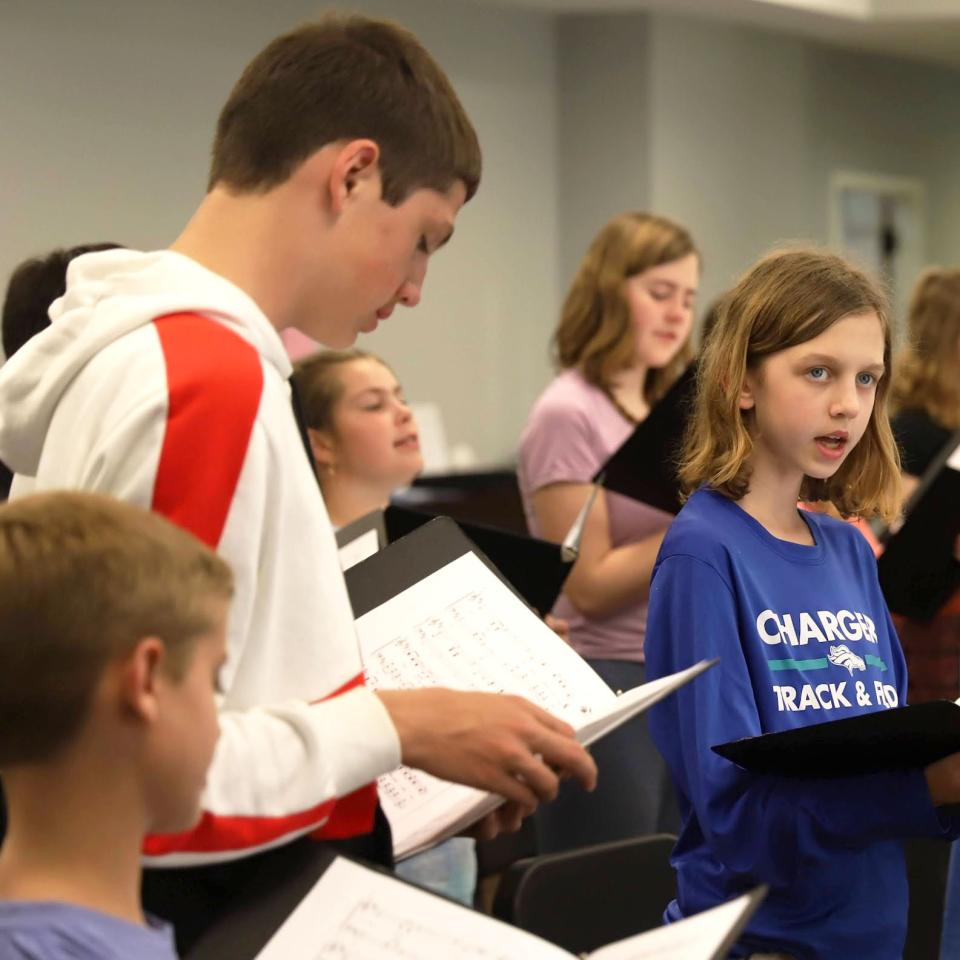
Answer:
603 384 643 425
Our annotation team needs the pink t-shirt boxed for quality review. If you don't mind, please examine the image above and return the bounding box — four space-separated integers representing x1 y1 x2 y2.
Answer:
517 369 674 662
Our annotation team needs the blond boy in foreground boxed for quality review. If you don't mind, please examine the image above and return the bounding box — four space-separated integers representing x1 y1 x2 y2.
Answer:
0 491 233 959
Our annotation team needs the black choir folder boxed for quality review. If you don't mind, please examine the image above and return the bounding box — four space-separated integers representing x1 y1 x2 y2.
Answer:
714 699 960 778
877 428 960 621
189 850 766 960
337 497 594 617
593 362 697 515
345 516 714 859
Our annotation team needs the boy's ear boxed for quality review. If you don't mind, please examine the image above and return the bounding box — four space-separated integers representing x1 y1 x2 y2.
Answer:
117 637 166 723
328 139 381 215
308 427 337 470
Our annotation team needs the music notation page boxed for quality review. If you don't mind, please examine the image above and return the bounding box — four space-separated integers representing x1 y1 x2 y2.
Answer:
356 550 712 858
253 857 765 960
254 857 571 960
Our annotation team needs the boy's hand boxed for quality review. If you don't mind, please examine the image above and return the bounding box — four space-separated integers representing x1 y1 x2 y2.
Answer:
376 688 597 809
467 800 534 841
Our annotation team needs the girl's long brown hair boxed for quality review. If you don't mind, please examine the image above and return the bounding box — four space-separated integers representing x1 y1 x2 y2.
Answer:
891 267 960 431
680 248 902 523
553 212 697 404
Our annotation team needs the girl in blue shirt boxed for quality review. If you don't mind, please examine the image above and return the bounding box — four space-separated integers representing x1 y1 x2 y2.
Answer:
645 249 960 960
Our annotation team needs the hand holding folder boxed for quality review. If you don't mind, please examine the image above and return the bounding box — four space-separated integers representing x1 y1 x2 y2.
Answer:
345 516 713 858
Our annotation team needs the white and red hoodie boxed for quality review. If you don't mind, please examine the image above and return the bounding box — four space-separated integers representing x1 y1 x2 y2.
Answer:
0 249 401 866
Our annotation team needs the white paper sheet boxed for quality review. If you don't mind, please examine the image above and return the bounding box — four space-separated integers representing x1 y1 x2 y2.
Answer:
253 857 765 960
254 857 571 960
356 551 712 858
947 441 960 472
575 660 714 747
357 553 615 857
591 890 763 960
338 528 381 572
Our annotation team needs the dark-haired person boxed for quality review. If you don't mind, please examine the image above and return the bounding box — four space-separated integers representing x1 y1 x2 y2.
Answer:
0 244 121 500
0 15 595 950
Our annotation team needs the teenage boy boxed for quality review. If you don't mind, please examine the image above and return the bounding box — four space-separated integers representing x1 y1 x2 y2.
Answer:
0 491 233 959
0 13 596 948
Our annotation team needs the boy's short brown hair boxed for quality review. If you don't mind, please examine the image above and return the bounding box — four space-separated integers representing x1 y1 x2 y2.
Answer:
209 14 481 204
0 492 233 766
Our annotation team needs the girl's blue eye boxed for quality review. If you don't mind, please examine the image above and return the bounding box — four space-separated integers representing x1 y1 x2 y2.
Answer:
809 367 827 380
857 372 876 387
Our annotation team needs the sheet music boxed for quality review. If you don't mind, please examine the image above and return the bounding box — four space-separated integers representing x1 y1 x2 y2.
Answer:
254 858 766 960
357 551 713 858
591 889 765 960
253 857 573 960
357 552 616 857
575 660 715 747
948 441 960 472
338 528 381 571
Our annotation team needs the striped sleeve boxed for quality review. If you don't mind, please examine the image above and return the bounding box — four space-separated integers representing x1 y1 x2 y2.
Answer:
139 313 392 865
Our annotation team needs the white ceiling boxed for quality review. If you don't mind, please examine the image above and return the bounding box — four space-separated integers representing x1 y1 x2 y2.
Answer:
460 0 960 68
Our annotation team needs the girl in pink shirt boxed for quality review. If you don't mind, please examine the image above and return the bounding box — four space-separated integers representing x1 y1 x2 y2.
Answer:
518 212 698 852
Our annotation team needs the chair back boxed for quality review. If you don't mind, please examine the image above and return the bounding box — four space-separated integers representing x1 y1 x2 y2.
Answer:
493 833 677 955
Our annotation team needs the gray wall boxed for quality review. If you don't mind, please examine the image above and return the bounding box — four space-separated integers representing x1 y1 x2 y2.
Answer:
646 15 816 314
4 2 960 465
556 14 652 284
1 0 562 467
558 11 960 330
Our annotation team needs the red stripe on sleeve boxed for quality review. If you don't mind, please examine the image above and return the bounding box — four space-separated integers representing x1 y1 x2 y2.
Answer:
143 670 378 855
309 672 379 839
144 323 378 855
142 784 377 855
152 313 263 548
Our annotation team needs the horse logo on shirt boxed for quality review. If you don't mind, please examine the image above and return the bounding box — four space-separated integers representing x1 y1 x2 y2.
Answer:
828 644 866 675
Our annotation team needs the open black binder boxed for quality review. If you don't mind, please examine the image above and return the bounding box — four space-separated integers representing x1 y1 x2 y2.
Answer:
343 514 519 618
877 428 960 621
713 699 960 778
338 505 575 617
386 505 573 617
593 362 696 515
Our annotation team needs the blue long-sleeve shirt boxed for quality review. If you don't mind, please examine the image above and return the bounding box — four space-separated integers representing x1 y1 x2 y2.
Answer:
646 488 959 960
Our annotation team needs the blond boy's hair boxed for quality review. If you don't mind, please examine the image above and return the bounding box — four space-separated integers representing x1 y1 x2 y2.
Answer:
553 212 698 405
680 249 902 523
0 491 233 766
891 267 960 431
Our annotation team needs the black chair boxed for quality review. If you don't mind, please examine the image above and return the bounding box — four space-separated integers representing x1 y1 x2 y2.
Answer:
492 833 677 955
